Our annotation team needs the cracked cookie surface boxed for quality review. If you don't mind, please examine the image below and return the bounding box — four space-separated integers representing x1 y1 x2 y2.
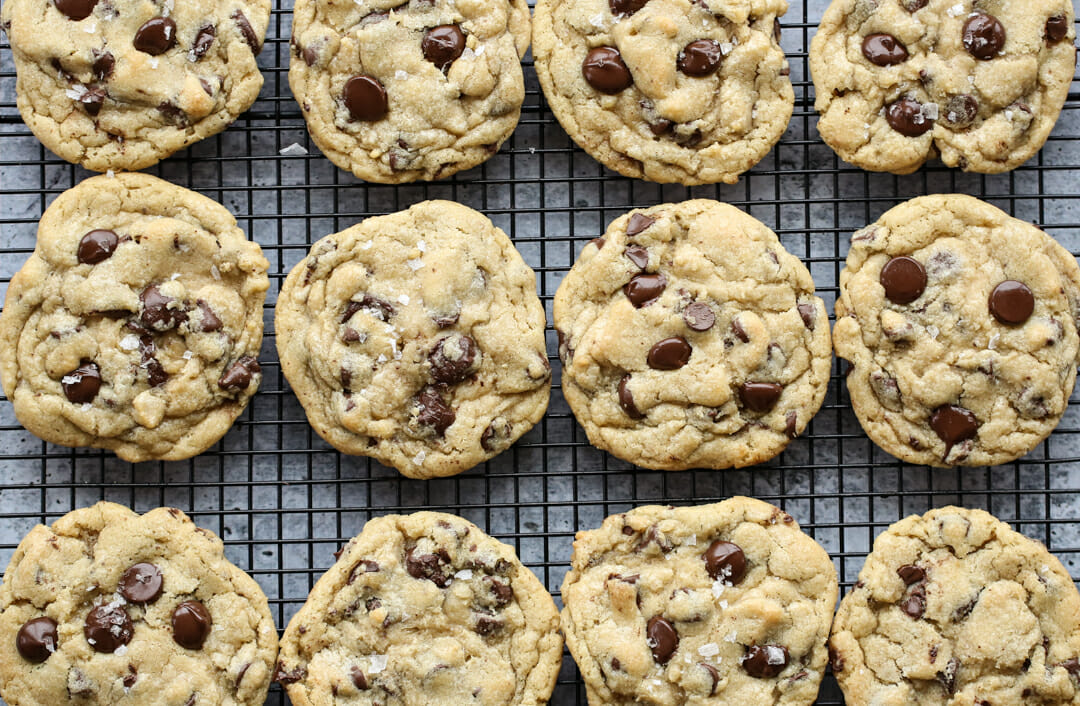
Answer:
275 200 550 479
553 200 831 470
0 172 269 462
830 505 1080 705
834 194 1080 467
289 0 530 183
0 501 278 706
1 0 268 172
810 0 1077 174
533 0 793 185
561 497 839 706
275 511 563 706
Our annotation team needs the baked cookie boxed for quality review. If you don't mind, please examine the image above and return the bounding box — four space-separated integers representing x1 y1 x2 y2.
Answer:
561 497 839 706
810 0 1077 174
553 200 832 470
275 511 563 705
834 194 1080 467
275 200 550 479
0 172 270 462
0 0 269 172
533 0 793 185
288 0 530 183
831 506 1080 704
0 501 279 706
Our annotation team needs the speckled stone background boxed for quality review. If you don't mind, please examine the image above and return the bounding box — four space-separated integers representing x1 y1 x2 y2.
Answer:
1 0 1079 703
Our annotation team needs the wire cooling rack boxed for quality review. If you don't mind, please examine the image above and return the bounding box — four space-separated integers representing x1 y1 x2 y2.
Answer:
2 0 1080 703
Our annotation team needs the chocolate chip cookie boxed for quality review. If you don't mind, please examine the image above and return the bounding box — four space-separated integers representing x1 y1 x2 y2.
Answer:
561 497 839 705
533 0 793 185
553 200 832 470
275 200 550 479
831 506 1080 704
0 172 270 462
1 0 269 172
275 511 563 705
0 501 278 706
834 194 1080 466
810 0 1077 174
289 0 530 183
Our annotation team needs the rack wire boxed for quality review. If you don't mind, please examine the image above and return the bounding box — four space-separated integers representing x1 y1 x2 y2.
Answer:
2 0 1080 703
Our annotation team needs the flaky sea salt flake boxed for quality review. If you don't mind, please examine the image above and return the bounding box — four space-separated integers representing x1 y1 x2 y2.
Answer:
279 143 308 156
455 569 473 580
369 655 388 673
698 642 720 657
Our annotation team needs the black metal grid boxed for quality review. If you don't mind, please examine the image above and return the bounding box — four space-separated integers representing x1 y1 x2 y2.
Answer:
2 0 1080 703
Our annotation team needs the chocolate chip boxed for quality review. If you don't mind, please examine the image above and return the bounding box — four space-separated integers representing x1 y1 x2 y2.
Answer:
617 374 642 419
157 101 188 125
897 564 925 585
739 382 782 413
63 361 101 403
119 562 163 603
54 0 97 20
731 318 749 343
797 302 815 330
343 294 395 323
405 547 452 587
678 39 722 76
171 601 212 649
700 662 719 695
589 237 606 250
92 51 114 80
429 334 478 384
626 213 655 236
683 302 715 331
582 47 632 94
901 0 927 9
901 583 927 618
139 285 186 331
17 617 58 663
609 0 649 16
85 604 133 653
773 17 782 42
232 10 260 53
742 645 789 678
302 46 318 65
123 665 138 688
422 25 465 71
624 245 649 269
217 356 260 391
647 337 691 370
347 560 380 584
624 273 667 308
480 420 511 452
880 256 926 304
344 75 388 121
487 577 513 606
274 664 307 684
886 98 934 137
989 280 1034 325
134 17 177 55
829 646 844 672
414 386 454 435
785 410 798 438
474 614 503 635
75 85 106 116
351 666 369 690
646 616 678 664
77 229 118 264
930 405 979 458
1061 658 1080 678
944 94 978 127
196 300 222 332
1047 15 1070 42
191 24 216 60
938 657 960 695
963 13 1006 60
703 540 746 583
138 336 168 388
862 33 908 66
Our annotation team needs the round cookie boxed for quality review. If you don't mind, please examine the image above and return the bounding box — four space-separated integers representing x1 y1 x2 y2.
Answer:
830 506 1080 705
288 0 530 183
834 194 1080 467
533 0 793 185
0 0 269 172
553 200 832 470
0 173 269 463
275 511 563 705
275 200 550 479
0 502 279 706
561 497 839 706
810 0 1077 174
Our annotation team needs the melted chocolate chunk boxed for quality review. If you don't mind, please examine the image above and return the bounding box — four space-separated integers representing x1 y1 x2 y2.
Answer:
626 213 655 236
1046 15 1070 42
140 285 186 331
414 386 454 435
63 361 101 403
989 280 1034 325
624 273 667 308
901 0 927 9
428 334 477 384
172 601 212 649
647 337 691 370
617 374 642 419
422 25 465 71
930 405 979 457
862 34 908 66
344 75 388 121
218 356 261 391
624 245 649 269
646 616 678 664
703 540 746 583
480 420 511 452
944 94 978 127
92 51 114 80
54 0 97 20
343 294 395 323
123 665 138 688
196 300 222 332
191 24 216 60
797 302 815 330
78 86 106 116
77 229 118 264
880 256 926 304
609 0 649 15
119 562 163 603
474 613 503 635
785 411 798 438
963 13 1006 60
347 560 380 584
901 583 927 618
582 47 632 94
139 336 168 388
405 547 452 587
897 564 925 585
678 39 722 76
274 664 307 684
886 98 934 137
700 662 719 695
487 577 513 606
351 666 369 690
17 617 58 663
742 644 789 678
683 302 715 331
85 604 133 653
134 17 177 55
739 382 782 413
938 657 961 694
232 10 260 52
731 318 749 343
